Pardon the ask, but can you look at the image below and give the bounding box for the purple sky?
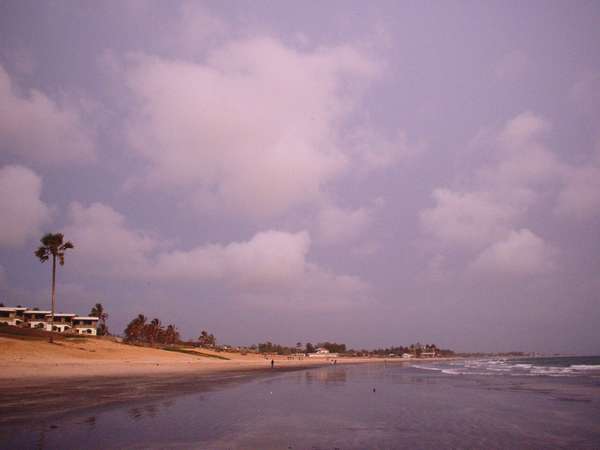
[1,1,599,353]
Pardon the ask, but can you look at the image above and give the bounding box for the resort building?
[72,317,99,335]
[46,313,77,332]
[0,307,19,326]
[1,306,98,335]
[309,348,338,358]
[23,310,52,329]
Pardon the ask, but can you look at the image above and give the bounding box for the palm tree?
[164,325,179,345]
[90,303,109,336]
[34,233,74,343]
[147,318,161,345]
[124,314,147,342]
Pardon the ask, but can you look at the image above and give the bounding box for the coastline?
[0,334,454,425]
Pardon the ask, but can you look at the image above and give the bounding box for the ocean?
[2,356,600,449]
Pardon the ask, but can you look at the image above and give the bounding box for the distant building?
[23,310,52,329]
[0,307,19,326]
[402,353,414,359]
[46,313,76,332]
[1,306,98,335]
[308,347,338,358]
[72,317,99,335]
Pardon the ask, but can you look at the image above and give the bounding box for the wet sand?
[0,335,359,424]
[0,334,453,426]
[0,365,323,425]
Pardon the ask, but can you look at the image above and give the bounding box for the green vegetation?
[124,314,180,345]
[255,340,453,357]
[198,330,216,347]
[90,303,109,336]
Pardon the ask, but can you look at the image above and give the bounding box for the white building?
[23,310,52,329]
[72,317,99,335]
[1,307,99,335]
[308,348,339,358]
[45,313,77,332]
[0,307,19,326]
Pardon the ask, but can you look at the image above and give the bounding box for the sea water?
[2,356,600,449]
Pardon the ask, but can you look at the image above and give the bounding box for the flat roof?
[73,316,99,321]
[0,307,17,311]
[24,310,51,314]
[46,313,77,317]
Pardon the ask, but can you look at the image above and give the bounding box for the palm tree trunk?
[49,254,56,343]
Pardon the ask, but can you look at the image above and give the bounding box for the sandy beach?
[0,333,388,425]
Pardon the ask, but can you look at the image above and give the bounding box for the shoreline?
[0,334,456,426]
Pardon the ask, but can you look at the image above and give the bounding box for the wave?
[410,365,442,371]
[411,359,600,378]
[570,364,600,370]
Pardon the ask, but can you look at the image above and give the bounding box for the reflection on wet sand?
[128,403,159,421]
[303,367,348,384]
[4,364,600,450]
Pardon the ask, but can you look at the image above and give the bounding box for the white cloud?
[124,37,380,219]
[63,202,157,279]
[499,111,548,145]
[469,229,556,276]
[420,112,568,275]
[0,66,95,164]
[348,127,423,170]
[317,204,374,245]
[420,189,517,249]
[63,202,369,306]
[485,112,564,189]
[0,165,51,247]
[153,230,311,287]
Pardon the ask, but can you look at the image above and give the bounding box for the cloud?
[170,3,228,56]
[123,37,380,219]
[63,202,157,279]
[469,229,556,276]
[420,189,517,249]
[63,202,369,307]
[153,230,311,287]
[485,112,564,189]
[419,112,567,275]
[0,66,95,164]
[241,263,370,311]
[347,127,424,170]
[0,165,51,247]
[317,204,375,245]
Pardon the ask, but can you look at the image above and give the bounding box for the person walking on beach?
[271,359,274,369]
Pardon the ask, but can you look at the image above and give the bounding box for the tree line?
[254,341,453,357]
[124,314,180,345]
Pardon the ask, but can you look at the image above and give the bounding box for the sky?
[1,1,599,353]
